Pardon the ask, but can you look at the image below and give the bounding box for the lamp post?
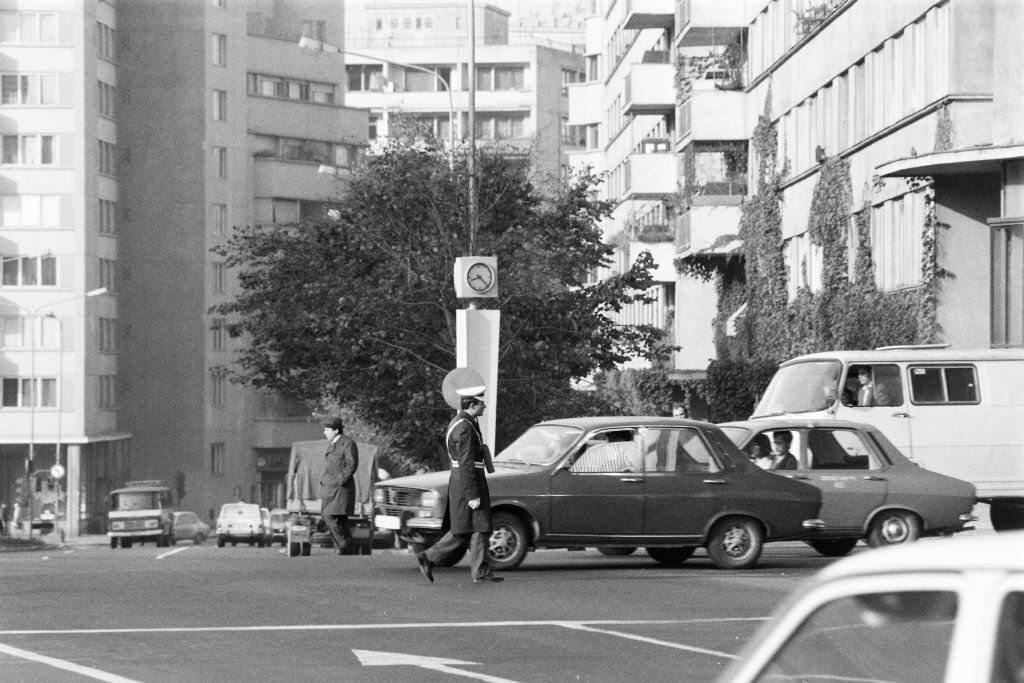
[297,36,457,168]
[23,287,107,539]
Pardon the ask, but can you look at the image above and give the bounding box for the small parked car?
[718,418,977,556]
[172,510,210,545]
[215,502,268,547]
[374,417,824,571]
[718,531,1024,683]
[268,507,289,547]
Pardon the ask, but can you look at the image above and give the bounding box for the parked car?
[215,502,268,547]
[172,510,210,545]
[718,531,1024,683]
[374,417,824,571]
[268,507,289,547]
[718,418,977,556]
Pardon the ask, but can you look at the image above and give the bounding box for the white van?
[751,346,1024,530]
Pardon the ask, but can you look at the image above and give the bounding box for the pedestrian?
[319,416,358,555]
[416,386,503,584]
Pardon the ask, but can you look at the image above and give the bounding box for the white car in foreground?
[719,531,1024,683]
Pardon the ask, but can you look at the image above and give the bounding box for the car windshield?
[112,491,160,511]
[753,360,842,417]
[495,424,583,466]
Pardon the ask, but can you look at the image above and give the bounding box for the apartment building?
[0,0,368,536]
[343,1,586,183]
[570,0,1022,390]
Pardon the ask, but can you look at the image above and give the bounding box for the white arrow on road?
[352,649,521,683]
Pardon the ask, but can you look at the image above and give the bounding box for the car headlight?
[420,490,439,507]
[111,521,125,531]
[144,519,159,529]
[373,488,385,504]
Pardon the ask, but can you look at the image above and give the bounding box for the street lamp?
[297,36,457,168]
[23,286,107,539]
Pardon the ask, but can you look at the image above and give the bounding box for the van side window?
[842,364,903,407]
[909,365,979,404]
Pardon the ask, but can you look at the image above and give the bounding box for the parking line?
[558,622,737,659]
[0,642,141,682]
[0,617,768,637]
[155,546,190,560]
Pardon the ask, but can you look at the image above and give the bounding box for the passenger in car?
[747,434,774,469]
[771,431,797,470]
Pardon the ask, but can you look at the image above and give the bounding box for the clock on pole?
[453,256,498,298]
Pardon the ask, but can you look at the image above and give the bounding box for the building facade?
[0,0,368,535]
[569,0,1022,391]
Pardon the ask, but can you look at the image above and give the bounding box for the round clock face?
[466,262,495,293]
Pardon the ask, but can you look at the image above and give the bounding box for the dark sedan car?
[374,417,823,571]
[719,418,976,557]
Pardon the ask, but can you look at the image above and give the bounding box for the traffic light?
[14,477,25,505]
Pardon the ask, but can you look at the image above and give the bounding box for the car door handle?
[863,475,887,481]
[619,477,642,483]
[785,474,811,480]
[702,479,727,485]
[891,412,910,418]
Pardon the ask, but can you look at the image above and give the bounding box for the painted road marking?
[155,546,190,560]
[559,622,737,659]
[0,642,141,683]
[354,650,522,683]
[0,617,769,636]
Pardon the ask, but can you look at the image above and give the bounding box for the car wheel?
[807,539,859,557]
[301,542,311,556]
[990,501,1024,531]
[194,533,205,545]
[110,537,118,549]
[122,540,132,549]
[707,517,764,569]
[646,547,696,566]
[287,542,301,557]
[597,546,637,556]
[867,510,920,547]
[217,537,225,548]
[488,512,529,571]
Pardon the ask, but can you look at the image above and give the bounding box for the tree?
[213,139,667,471]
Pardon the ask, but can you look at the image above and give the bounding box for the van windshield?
[753,360,842,417]
[112,491,161,511]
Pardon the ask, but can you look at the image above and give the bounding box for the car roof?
[720,418,881,432]
[818,531,1024,579]
[536,416,713,430]
[111,486,169,494]
[220,502,259,510]
[781,347,1024,365]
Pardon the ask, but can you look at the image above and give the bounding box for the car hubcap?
[722,525,750,557]
[881,516,909,543]
[489,527,516,560]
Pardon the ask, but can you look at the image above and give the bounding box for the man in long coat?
[415,388,503,583]
[319,416,358,555]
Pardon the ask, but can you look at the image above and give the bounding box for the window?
[210,442,225,474]
[212,146,227,178]
[570,429,641,473]
[249,72,336,103]
[991,220,1023,346]
[211,33,226,66]
[3,134,55,165]
[909,365,979,405]
[212,203,227,236]
[642,428,720,473]
[212,89,227,121]
[872,192,924,291]
[98,375,117,409]
[993,592,1024,683]
[98,140,116,176]
[1,315,58,349]
[807,429,875,470]
[99,257,117,293]
[1,74,58,105]
[212,262,227,294]
[1,12,58,44]
[211,318,226,351]
[2,254,57,286]
[211,370,226,406]
[841,364,904,407]
[98,80,116,118]
[476,65,525,91]
[1,195,60,227]
[475,113,526,140]
[99,317,118,352]
[2,377,56,407]
[99,198,116,234]
[301,19,326,42]
[346,65,384,92]
[97,21,116,61]
[756,591,957,682]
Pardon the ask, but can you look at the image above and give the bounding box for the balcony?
[625,152,678,200]
[568,81,602,126]
[676,0,745,47]
[626,203,674,243]
[675,89,746,146]
[624,61,675,116]
[675,204,743,257]
[252,156,342,199]
[624,0,675,30]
